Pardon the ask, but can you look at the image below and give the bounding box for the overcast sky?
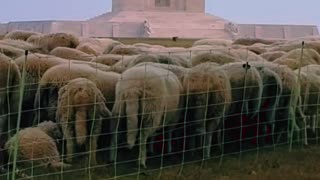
[0,0,319,26]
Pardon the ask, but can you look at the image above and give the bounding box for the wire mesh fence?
[0,42,319,179]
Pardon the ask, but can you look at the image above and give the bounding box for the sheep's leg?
[88,135,98,166]
[109,117,120,163]
[147,136,155,155]
[62,125,74,163]
[204,121,215,159]
[297,105,308,146]
[109,133,117,162]
[88,117,102,166]
[139,130,149,169]
[165,128,173,154]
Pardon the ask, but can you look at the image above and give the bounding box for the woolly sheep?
[193,39,232,47]
[273,48,320,70]
[133,62,188,83]
[34,64,120,123]
[188,45,224,55]
[56,78,112,165]
[233,38,282,46]
[0,53,21,141]
[156,54,191,68]
[26,34,43,44]
[14,53,67,125]
[0,44,24,58]
[257,62,304,145]
[182,63,231,158]
[109,45,142,55]
[110,55,155,73]
[111,54,189,73]
[30,33,80,53]
[111,65,183,168]
[227,48,265,62]
[0,39,41,52]
[191,52,241,66]
[250,62,284,144]
[91,54,125,66]
[294,65,320,143]
[4,30,41,41]
[221,62,263,119]
[69,60,112,72]
[77,37,121,56]
[246,43,269,55]
[5,121,71,176]
[268,41,320,55]
[50,47,93,62]
[260,51,286,62]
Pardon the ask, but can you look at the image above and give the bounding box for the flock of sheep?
[1,30,320,176]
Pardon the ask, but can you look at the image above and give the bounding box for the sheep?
[249,62,284,145]
[0,39,41,52]
[273,48,320,70]
[133,43,165,50]
[110,65,183,168]
[182,62,231,158]
[156,54,191,68]
[0,44,24,59]
[191,52,241,66]
[29,33,80,53]
[5,121,71,176]
[91,54,125,66]
[246,43,269,55]
[14,53,67,126]
[257,62,304,145]
[260,51,286,62]
[26,34,43,44]
[77,38,121,56]
[111,54,190,73]
[294,65,320,143]
[4,30,40,41]
[221,62,263,125]
[110,54,155,73]
[227,48,265,62]
[50,47,93,62]
[233,38,282,46]
[34,64,120,124]
[134,62,188,83]
[56,78,112,165]
[189,45,224,55]
[69,60,112,72]
[193,39,232,47]
[109,45,142,55]
[0,53,21,143]
[268,41,320,55]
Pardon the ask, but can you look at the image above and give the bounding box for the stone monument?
[0,0,318,39]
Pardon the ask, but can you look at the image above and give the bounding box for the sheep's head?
[37,121,63,140]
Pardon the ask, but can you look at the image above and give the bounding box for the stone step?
[150,28,232,39]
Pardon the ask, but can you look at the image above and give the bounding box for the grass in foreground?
[2,143,320,180]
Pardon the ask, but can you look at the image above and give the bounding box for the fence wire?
[0,42,318,180]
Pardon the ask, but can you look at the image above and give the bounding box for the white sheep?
[56,78,112,166]
[111,65,183,168]
[5,121,70,177]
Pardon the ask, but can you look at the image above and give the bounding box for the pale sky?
[0,0,319,26]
